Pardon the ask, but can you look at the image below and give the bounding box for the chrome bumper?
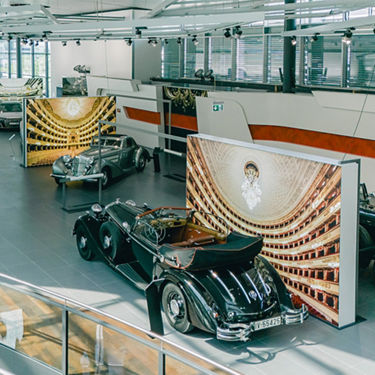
[216,304,309,342]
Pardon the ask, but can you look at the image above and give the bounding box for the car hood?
[77,147,118,160]
[195,261,279,319]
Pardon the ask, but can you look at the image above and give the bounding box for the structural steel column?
[231,37,237,81]
[16,38,21,78]
[203,35,210,73]
[283,0,296,93]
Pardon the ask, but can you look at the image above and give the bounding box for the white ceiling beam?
[283,15,375,36]
[160,0,373,17]
[1,11,264,34]
[39,6,59,24]
[144,0,178,18]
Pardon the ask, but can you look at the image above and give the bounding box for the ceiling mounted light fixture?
[148,38,158,47]
[76,39,81,46]
[164,39,168,45]
[135,28,142,39]
[310,33,319,42]
[342,29,352,45]
[62,41,67,47]
[224,28,231,38]
[234,26,242,39]
[28,39,34,46]
[177,37,182,44]
[126,38,132,46]
[192,35,199,46]
[22,38,28,45]
[291,36,297,46]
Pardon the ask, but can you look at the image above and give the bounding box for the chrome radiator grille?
[72,157,89,175]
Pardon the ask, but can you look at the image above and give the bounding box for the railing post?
[158,343,165,375]
[62,310,68,375]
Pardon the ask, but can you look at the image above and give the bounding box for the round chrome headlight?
[91,203,103,215]
[227,311,236,320]
[62,155,71,164]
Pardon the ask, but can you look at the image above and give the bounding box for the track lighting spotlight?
[177,37,182,44]
[76,39,81,46]
[373,27,375,35]
[310,33,319,42]
[34,40,39,47]
[224,28,231,38]
[135,28,142,39]
[291,36,297,46]
[62,41,67,47]
[192,35,199,46]
[148,38,158,47]
[164,39,168,45]
[22,38,28,45]
[28,39,34,46]
[342,29,352,45]
[234,26,242,39]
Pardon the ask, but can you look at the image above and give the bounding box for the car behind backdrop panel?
[23,96,116,167]
[186,135,344,326]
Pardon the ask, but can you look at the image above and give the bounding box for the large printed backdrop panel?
[25,96,116,167]
[187,136,342,326]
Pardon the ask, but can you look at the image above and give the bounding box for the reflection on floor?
[0,132,374,375]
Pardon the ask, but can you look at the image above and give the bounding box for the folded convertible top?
[159,233,263,271]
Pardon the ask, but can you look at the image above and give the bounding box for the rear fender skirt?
[257,255,294,309]
[160,269,217,334]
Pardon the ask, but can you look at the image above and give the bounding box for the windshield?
[0,103,22,112]
[91,137,121,148]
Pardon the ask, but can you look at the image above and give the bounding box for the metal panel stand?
[61,173,104,213]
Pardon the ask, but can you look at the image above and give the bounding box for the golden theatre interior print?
[186,136,341,326]
[25,96,116,167]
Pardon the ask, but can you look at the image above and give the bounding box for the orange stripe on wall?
[249,124,375,159]
[124,107,198,131]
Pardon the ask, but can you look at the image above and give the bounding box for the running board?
[116,263,148,290]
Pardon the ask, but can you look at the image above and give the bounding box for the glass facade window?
[161,40,180,79]
[0,41,9,78]
[184,37,204,78]
[267,35,283,83]
[209,37,232,80]
[236,36,263,82]
[0,39,50,96]
[305,36,342,86]
[348,35,375,88]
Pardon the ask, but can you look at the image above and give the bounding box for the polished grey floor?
[1,132,375,374]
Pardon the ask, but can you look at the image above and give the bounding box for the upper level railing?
[0,273,242,375]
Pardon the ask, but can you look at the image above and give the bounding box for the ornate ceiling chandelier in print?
[198,138,324,223]
[241,161,262,211]
[25,96,116,167]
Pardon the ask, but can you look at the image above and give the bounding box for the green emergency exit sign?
[212,103,224,112]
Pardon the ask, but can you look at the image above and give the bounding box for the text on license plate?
[253,316,282,331]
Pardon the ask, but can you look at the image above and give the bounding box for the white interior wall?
[50,40,133,97]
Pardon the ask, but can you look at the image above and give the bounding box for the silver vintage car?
[51,135,150,187]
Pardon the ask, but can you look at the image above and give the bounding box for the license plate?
[253,316,282,331]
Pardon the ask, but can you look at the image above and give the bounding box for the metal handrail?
[0,272,242,375]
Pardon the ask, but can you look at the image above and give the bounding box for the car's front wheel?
[101,167,111,189]
[162,283,193,333]
[136,153,147,172]
[99,221,124,260]
[75,224,94,261]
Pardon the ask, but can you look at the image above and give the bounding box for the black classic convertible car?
[51,135,150,187]
[74,200,308,341]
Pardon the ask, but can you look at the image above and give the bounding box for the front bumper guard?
[216,304,309,342]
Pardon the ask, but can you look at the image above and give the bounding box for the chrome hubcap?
[169,296,183,318]
[79,236,87,249]
[103,235,111,249]
[102,171,108,185]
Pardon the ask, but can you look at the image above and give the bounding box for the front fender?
[159,268,217,334]
[52,157,68,175]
